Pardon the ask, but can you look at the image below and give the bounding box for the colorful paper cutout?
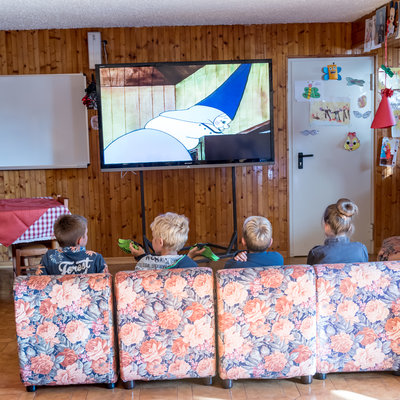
[295,80,324,102]
[302,84,320,99]
[353,110,371,119]
[300,129,319,136]
[346,77,365,86]
[380,137,399,166]
[310,99,350,125]
[322,63,342,80]
[344,132,360,151]
[358,95,367,108]
[381,64,394,78]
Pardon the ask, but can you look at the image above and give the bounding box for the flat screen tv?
[96,59,274,171]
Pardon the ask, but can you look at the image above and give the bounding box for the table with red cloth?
[0,197,70,247]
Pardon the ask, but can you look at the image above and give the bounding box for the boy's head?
[54,214,88,248]
[242,216,273,252]
[150,212,189,253]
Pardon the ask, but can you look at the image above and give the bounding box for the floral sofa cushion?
[114,267,216,382]
[315,261,400,374]
[378,237,400,261]
[13,273,117,387]
[216,265,317,380]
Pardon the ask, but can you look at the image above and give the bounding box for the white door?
[288,57,374,256]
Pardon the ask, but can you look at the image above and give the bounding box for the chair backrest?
[216,265,317,381]
[14,273,117,388]
[314,261,400,374]
[114,267,216,382]
[15,246,48,276]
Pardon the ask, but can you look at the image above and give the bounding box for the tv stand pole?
[138,167,238,257]
[140,171,153,253]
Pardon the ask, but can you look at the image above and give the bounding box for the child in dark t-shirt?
[36,214,108,275]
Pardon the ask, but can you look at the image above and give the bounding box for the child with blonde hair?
[307,198,368,264]
[130,212,198,269]
[224,215,283,269]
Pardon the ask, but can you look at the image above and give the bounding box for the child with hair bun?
[307,198,368,264]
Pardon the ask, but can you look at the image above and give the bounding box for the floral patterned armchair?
[315,261,400,379]
[216,265,317,388]
[14,273,118,392]
[114,267,216,388]
[378,237,400,261]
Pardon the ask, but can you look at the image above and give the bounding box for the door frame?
[287,56,376,257]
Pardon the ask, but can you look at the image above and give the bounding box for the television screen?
[96,59,274,171]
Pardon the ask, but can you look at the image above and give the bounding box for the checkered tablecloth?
[9,198,70,245]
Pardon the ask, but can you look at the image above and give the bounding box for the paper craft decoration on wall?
[353,110,371,119]
[372,88,396,129]
[310,99,350,125]
[380,137,399,166]
[322,63,342,80]
[344,132,360,151]
[358,95,367,108]
[295,80,323,102]
[346,77,365,87]
[300,129,319,136]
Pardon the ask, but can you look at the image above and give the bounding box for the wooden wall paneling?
[0,23,357,262]
[0,31,6,74]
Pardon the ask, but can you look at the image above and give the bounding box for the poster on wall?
[310,98,351,125]
[376,6,387,44]
[371,15,382,49]
[380,137,399,166]
[295,80,323,102]
[364,18,373,52]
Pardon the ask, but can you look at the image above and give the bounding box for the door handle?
[298,152,313,169]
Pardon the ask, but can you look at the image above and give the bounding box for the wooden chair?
[14,245,48,276]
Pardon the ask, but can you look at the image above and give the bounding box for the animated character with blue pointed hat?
[104,64,252,164]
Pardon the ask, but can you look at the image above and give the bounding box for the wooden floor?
[2,257,400,400]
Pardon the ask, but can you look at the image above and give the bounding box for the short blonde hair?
[150,212,189,252]
[243,216,272,252]
[54,214,87,247]
[323,198,358,237]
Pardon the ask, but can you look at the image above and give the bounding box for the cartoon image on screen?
[97,60,273,170]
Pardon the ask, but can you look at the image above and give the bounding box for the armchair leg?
[222,379,233,389]
[26,386,36,392]
[301,375,313,384]
[314,373,327,380]
[124,380,135,389]
[203,376,213,385]
[106,383,115,389]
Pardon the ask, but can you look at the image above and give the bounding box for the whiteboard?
[0,74,89,169]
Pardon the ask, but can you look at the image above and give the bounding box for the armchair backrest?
[13,273,117,387]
